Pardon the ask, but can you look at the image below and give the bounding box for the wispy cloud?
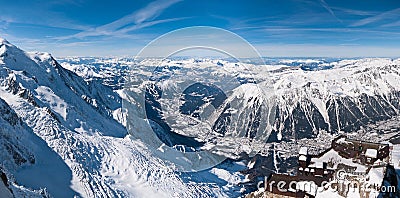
[319,0,342,23]
[0,2,91,32]
[350,7,400,27]
[49,0,85,7]
[255,43,400,57]
[259,26,400,37]
[60,41,96,47]
[1,34,51,52]
[331,7,377,16]
[117,17,188,34]
[59,0,183,40]
[94,0,181,31]
[131,0,182,24]
[381,20,400,28]
[0,16,14,23]
[1,17,92,32]
[0,16,14,30]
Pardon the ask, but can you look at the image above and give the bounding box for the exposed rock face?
[380,165,400,198]
[269,60,400,141]
[0,98,35,170]
[271,91,400,141]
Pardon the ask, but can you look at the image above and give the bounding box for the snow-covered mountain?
[0,38,246,197]
[1,37,400,198]
[124,57,400,144]
[117,57,400,196]
[269,58,400,141]
[113,57,400,197]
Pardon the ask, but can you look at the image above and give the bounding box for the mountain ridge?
[0,38,223,197]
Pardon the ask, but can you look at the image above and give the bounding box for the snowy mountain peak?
[0,38,22,55]
[0,37,11,45]
[0,38,52,69]
[0,38,12,59]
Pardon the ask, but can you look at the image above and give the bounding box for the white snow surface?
[0,39,229,197]
[299,147,308,155]
[1,38,400,197]
[365,148,378,158]
[311,149,368,172]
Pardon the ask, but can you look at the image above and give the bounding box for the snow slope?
[264,58,400,140]
[62,56,400,184]
[0,38,233,197]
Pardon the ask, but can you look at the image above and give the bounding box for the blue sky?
[0,0,400,57]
